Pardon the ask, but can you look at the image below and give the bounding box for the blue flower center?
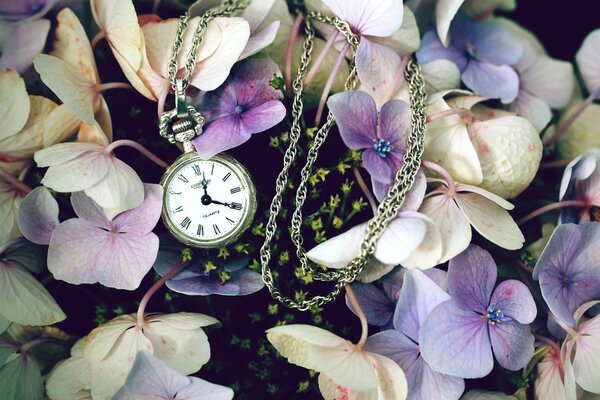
[373,139,394,158]
[486,303,505,325]
[234,105,246,114]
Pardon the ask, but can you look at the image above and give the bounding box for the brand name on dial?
[203,210,220,218]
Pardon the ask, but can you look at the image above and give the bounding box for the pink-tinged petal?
[510,90,552,132]
[561,340,579,400]
[356,39,403,108]
[239,20,280,60]
[0,19,50,73]
[113,184,163,235]
[306,223,365,270]
[419,193,472,264]
[462,61,520,104]
[193,115,245,160]
[363,148,393,184]
[393,269,451,341]
[490,280,537,324]
[39,152,110,193]
[419,300,493,378]
[489,320,534,371]
[70,191,111,230]
[48,219,159,290]
[17,187,59,245]
[241,0,275,31]
[114,351,191,399]
[324,0,403,37]
[576,29,600,93]
[535,347,577,400]
[447,245,496,313]
[34,142,102,166]
[378,99,411,148]
[573,314,600,393]
[231,58,284,107]
[455,192,524,250]
[375,211,428,265]
[176,377,234,400]
[346,282,395,327]
[189,17,250,91]
[84,156,145,220]
[327,91,378,149]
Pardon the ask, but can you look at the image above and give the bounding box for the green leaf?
[0,353,44,400]
[0,314,10,335]
[0,263,65,326]
[3,240,47,274]
[0,335,19,365]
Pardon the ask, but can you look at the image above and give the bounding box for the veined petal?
[113,184,163,235]
[356,39,403,108]
[535,347,576,400]
[70,191,111,230]
[576,29,600,93]
[455,192,524,250]
[374,212,428,265]
[0,69,29,140]
[435,0,465,46]
[242,0,276,31]
[0,19,50,74]
[573,314,600,393]
[17,186,59,245]
[490,280,537,324]
[239,20,280,60]
[327,91,378,149]
[489,321,534,371]
[38,149,110,193]
[420,300,493,378]
[510,90,552,133]
[462,61,519,104]
[307,223,365,269]
[521,56,574,109]
[346,283,395,327]
[324,0,403,37]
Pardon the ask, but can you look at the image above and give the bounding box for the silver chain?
[259,12,428,311]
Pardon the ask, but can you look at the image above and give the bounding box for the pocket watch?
[159,78,257,248]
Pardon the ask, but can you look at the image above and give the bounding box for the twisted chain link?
[167,0,247,90]
[259,12,428,311]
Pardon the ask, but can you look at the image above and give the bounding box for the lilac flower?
[18,185,163,290]
[348,268,447,328]
[365,270,464,400]
[419,245,537,378]
[191,58,286,160]
[327,91,411,184]
[417,12,523,103]
[533,223,600,328]
[0,1,55,73]
[154,252,264,296]
[559,150,600,223]
[114,351,233,400]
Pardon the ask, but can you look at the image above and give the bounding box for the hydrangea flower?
[267,324,408,399]
[328,91,411,184]
[365,270,465,400]
[154,252,264,296]
[559,150,600,223]
[191,58,286,160]
[534,342,574,400]
[45,338,91,400]
[533,223,600,328]
[114,351,234,400]
[576,28,600,94]
[420,245,537,378]
[417,12,523,103]
[18,185,162,290]
[0,332,44,399]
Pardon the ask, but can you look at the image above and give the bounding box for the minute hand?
[210,199,232,208]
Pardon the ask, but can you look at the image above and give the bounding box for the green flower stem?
[545,85,600,146]
[136,259,191,327]
[105,139,169,170]
[0,165,32,193]
[517,200,588,225]
[345,284,368,350]
[315,41,351,125]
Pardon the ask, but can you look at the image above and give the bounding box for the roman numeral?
[230,187,241,194]
[211,164,215,175]
[180,217,191,229]
[178,175,189,184]
[169,190,182,196]
[192,164,201,176]
[222,172,231,182]
[226,217,235,224]
[173,206,183,213]
[213,224,221,235]
[231,202,243,210]
[197,224,204,236]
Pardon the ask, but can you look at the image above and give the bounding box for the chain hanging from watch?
[259,11,428,311]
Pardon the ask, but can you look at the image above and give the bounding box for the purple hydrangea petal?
[378,99,411,150]
[472,22,523,66]
[0,0,55,21]
[489,280,537,324]
[447,12,474,51]
[17,186,59,245]
[356,38,403,105]
[231,58,284,109]
[190,85,238,123]
[382,268,405,302]
[238,100,286,135]
[70,191,111,231]
[447,245,497,314]
[363,148,393,184]
[0,19,50,73]
[327,91,378,149]
[193,116,245,160]
[416,30,468,71]
[419,300,493,378]
[393,270,450,342]
[346,282,395,327]
[533,223,600,327]
[461,60,520,103]
[112,184,163,235]
[167,276,241,296]
[489,320,535,371]
[228,269,264,296]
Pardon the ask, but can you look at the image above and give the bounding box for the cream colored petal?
[436,0,465,46]
[557,103,600,159]
[46,355,92,400]
[521,56,575,109]
[0,69,29,140]
[421,59,461,96]
[400,212,443,269]
[43,105,80,148]
[576,29,600,93]
[368,6,420,56]
[83,314,137,363]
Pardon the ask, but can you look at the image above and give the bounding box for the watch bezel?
[160,152,257,248]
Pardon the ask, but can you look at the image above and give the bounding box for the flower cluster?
[1,0,600,399]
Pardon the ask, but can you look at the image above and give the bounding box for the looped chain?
[259,12,428,311]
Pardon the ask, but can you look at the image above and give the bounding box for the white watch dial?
[162,154,255,247]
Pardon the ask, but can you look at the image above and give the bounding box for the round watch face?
[161,153,257,248]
